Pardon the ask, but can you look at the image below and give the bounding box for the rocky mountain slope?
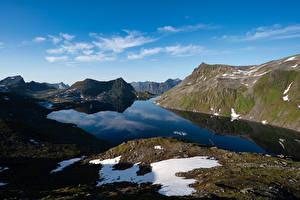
[155,54,300,131]
[131,78,181,95]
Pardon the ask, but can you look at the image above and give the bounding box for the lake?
[47,98,300,159]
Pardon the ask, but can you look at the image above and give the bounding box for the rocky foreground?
[2,137,298,199]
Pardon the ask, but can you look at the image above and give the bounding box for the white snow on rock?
[0,183,7,186]
[29,139,39,145]
[291,64,298,68]
[51,156,85,173]
[90,156,121,165]
[154,145,163,150]
[283,82,293,95]
[230,108,240,121]
[254,71,270,77]
[0,167,8,173]
[279,138,285,149]
[261,120,268,125]
[38,102,53,109]
[282,95,289,101]
[90,156,221,196]
[173,131,187,136]
[284,57,295,62]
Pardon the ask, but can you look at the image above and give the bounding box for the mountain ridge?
[155,54,300,131]
[131,78,181,95]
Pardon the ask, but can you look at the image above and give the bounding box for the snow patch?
[254,71,270,77]
[261,120,268,125]
[230,108,240,121]
[29,139,39,145]
[279,138,285,150]
[282,95,289,101]
[0,167,8,173]
[38,102,53,109]
[283,82,293,95]
[173,131,187,136]
[51,156,85,173]
[91,156,221,196]
[3,96,9,101]
[154,145,163,150]
[284,57,296,62]
[0,183,7,186]
[291,64,298,68]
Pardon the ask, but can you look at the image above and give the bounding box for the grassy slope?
[156,62,300,131]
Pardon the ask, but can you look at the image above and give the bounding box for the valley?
[0,54,299,199]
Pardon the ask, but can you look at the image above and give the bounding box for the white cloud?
[223,24,300,41]
[83,49,94,55]
[45,56,68,63]
[92,30,157,53]
[157,26,179,32]
[157,24,215,33]
[128,47,163,59]
[48,35,62,44]
[33,37,46,42]
[165,44,205,56]
[47,42,93,55]
[127,44,227,59]
[74,52,115,62]
[60,33,75,40]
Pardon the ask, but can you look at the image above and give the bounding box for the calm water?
[47,98,273,155]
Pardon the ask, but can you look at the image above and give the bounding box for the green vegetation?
[156,57,300,131]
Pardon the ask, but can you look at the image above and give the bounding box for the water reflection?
[170,109,300,160]
[47,98,300,159]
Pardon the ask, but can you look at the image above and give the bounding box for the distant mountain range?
[131,78,181,95]
[46,82,69,90]
[155,54,300,131]
[0,75,69,92]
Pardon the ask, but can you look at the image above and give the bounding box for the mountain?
[155,54,300,131]
[0,76,60,92]
[42,77,136,113]
[46,82,69,90]
[0,75,26,91]
[131,78,181,95]
[25,81,56,91]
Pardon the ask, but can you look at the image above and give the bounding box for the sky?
[0,0,300,85]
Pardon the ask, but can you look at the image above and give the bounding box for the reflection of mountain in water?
[170,109,300,160]
[72,100,134,114]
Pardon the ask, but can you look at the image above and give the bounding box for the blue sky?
[0,0,300,84]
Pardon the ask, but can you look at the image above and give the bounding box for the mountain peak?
[0,75,25,87]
